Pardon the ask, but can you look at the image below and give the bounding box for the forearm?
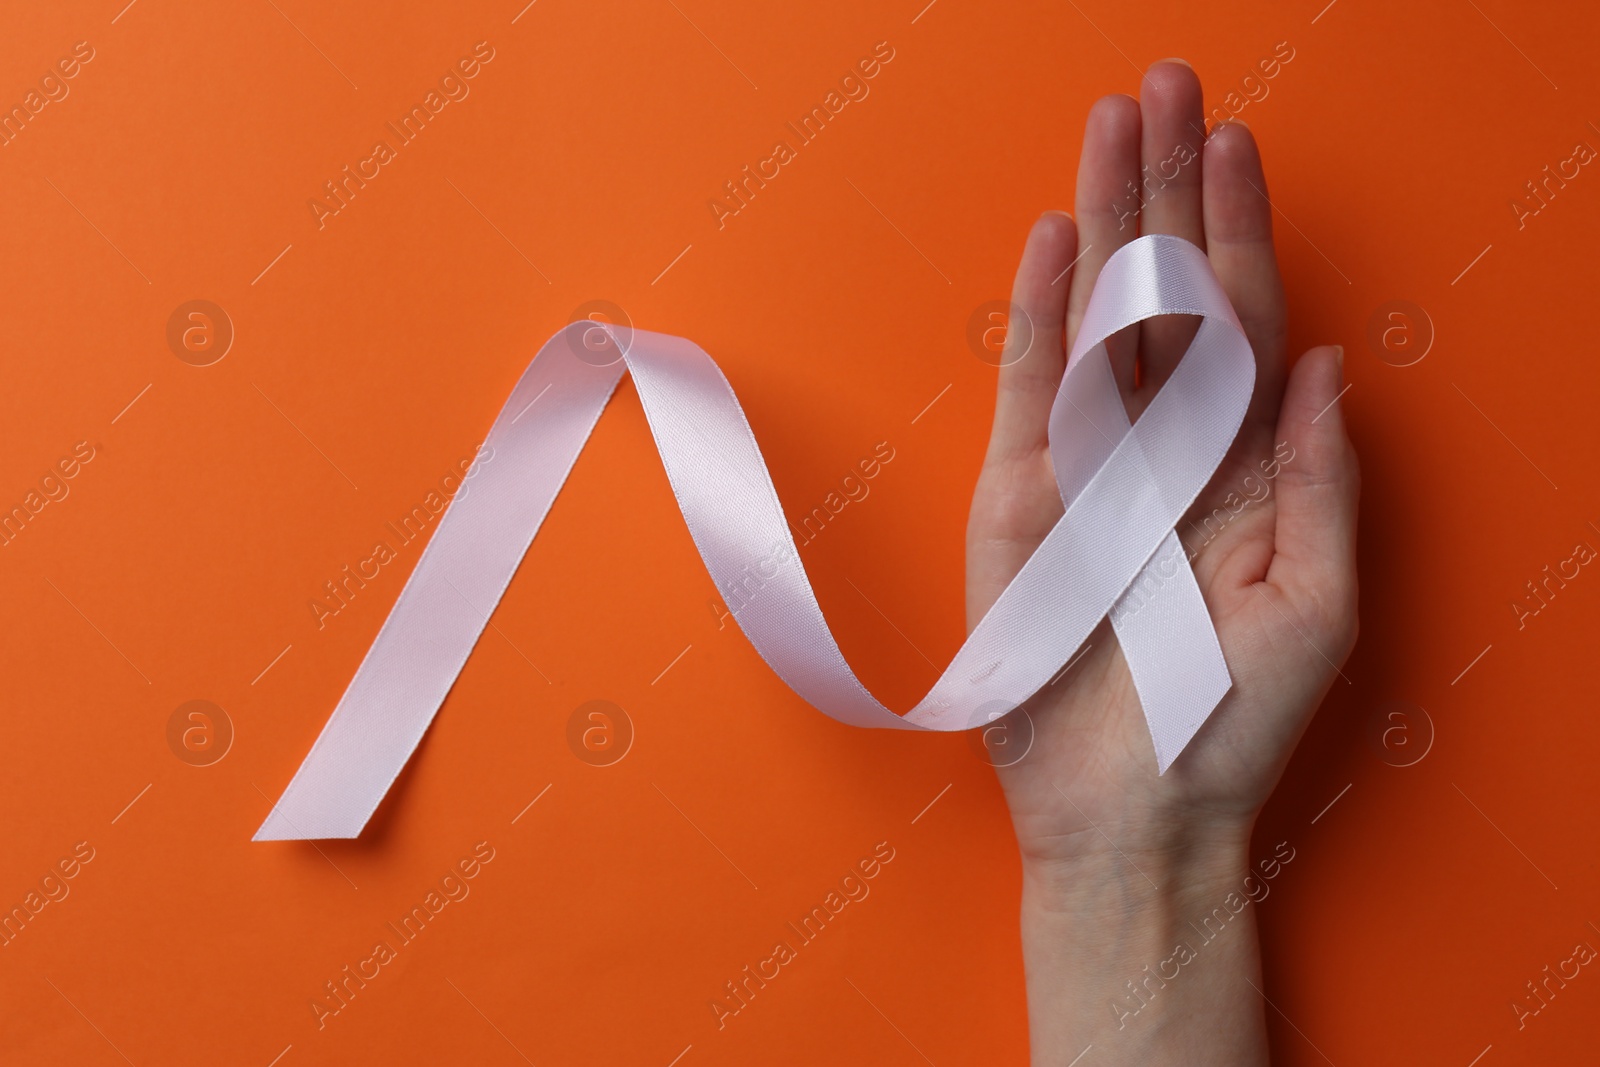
[1017,829,1271,1065]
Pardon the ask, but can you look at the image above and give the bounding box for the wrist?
[1014,823,1285,1066]
[1018,822,1255,980]
[1015,808,1256,911]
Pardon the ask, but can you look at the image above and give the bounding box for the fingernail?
[1156,57,1193,69]
[1331,345,1345,386]
[1042,209,1072,219]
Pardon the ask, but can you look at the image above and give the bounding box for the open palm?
[965,60,1360,873]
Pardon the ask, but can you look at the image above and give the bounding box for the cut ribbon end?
[252,803,365,842]
[1147,666,1234,776]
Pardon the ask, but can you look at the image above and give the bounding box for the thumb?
[1266,345,1360,641]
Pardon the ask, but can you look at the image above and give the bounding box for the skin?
[965,59,1360,1064]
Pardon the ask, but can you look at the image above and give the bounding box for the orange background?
[3,0,1599,1063]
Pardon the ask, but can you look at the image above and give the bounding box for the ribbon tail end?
[252,798,368,841]
[1149,670,1233,776]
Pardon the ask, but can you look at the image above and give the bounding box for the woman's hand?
[965,58,1360,1065]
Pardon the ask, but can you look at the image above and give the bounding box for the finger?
[1266,345,1359,645]
[1068,93,1142,396]
[985,210,1076,462]
[1202,120,1288,443]
[1137,59,1208,392]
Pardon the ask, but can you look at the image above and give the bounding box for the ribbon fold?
[255,233,1253,841]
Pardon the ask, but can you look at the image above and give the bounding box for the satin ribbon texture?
[255,233,1254,841]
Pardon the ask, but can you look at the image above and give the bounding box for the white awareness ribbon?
[255,233,1253,841]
